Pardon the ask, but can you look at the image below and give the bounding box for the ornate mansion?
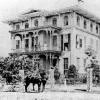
[7,5,100,77]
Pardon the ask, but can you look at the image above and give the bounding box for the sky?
[0,0,100,57]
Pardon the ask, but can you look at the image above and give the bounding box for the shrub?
[68,65,77,78]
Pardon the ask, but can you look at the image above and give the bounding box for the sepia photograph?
[0,0,100,99]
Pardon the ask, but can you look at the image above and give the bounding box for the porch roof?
[9,50,61,56]
[9,25,62,33]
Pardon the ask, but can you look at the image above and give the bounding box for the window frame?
[31,37,34,48]
[16,24,20,30]
[90,22,93,32]
[76,35,82,49]
[64,16,69,26]
[64,58,69,78]
[34,19,38,27]
[84,19,87,29]
[53,35,57,47]
[25,23,29,29]
[16,40,20,49]
[25,38,29,48]
[96,24,99,34]
[64,34,71,51]
[52,18,57,26]
[77,15,80,26]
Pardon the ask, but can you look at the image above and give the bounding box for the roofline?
[6,5,100,24]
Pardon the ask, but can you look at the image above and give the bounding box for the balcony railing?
[12,45,61,53]
[31,45,61,52]
[10,25,61,33]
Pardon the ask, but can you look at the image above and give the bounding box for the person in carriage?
[24,67,48,92]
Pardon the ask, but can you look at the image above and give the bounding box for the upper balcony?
[11,45,61,55]
[9,25,61,33]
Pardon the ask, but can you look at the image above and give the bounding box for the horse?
[24,71,48,92]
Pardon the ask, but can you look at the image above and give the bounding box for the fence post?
[87,68,93,92]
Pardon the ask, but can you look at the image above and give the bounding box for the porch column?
[57,35,58,51]
[50,31,52,50]
[46,54,48,71]
[57,56,59,68]
[22,37,25,52]
[11,34,16,53]
[50,53,52,68]
[29,36,32,52]
[87,68,93,92]
[33,36,35,51]
[46,29,48,50]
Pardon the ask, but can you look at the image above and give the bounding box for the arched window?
[32,37,34,48]
[77,15,80,26]
[34,19,38,27]
[64,16,68,26]
[25,39,29,48]
[96,25,99,34]
[35,36,38,44]
[52,18,57,26]
[90,22,93,32]
[15,36,21,49]
[16,24,20,30]
[53,35,57,47]
[25,23,29,29]
[16,40,20,49]
[84,19,87,29]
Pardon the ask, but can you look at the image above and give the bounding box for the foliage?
[85,46,96,57]
[0,56,33,76]
[85,46,99,68]
[68,65,77,78]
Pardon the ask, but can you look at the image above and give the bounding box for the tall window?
[76,35,82,48]
[64,16,68,26]
[34,36,38,51]
[32,37,34,48]
[80,39,82,48]
[77,58,80,70]
[64,58,68,78]
[53,36,57,47]
[61,35,63,51]
[16,40,20,49]
[90,22,93,32]
[96,25,99,34]
[64,34,70,51]
[25,39,29,48]
[25,23,29,29]
[16,24,20,30]
[77,15,80,26]
[52,18,57,26]
[84,19,87,29]
[35,36,38,45]
[34,19,38,27]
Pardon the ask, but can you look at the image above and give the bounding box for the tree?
[85,46,96,58]
[85,46,98,68]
